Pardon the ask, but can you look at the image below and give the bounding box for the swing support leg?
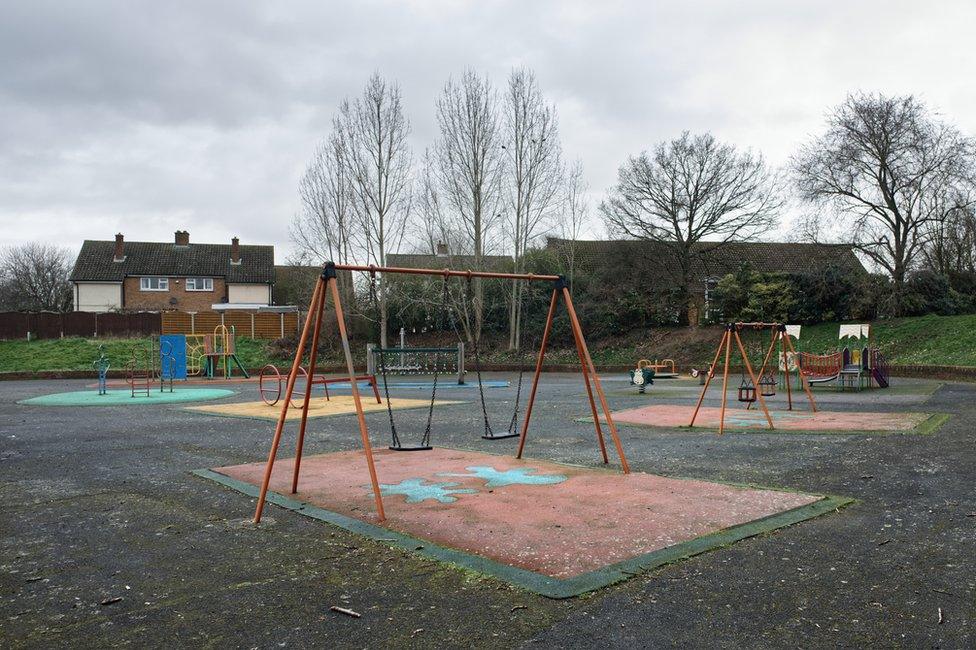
[733,330,774,430]
[517,279,629,473]
[290,273,328,494]
[253,280,324,524]
[689,327,730,427]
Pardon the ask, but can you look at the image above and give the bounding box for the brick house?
[70,231,275,312]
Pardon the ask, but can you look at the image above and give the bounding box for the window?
[185,277,214,291]
[140,277,169,291]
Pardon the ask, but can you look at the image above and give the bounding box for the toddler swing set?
[690,322,817,434]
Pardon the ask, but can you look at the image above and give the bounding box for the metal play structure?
[184,325,250,379]
[258,363,382,408]
[689,322,817,434]
[125,336,176,397]
[366,328,466,385]
[92,346,110,395]
[253,262,629,524]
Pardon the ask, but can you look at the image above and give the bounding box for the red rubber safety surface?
[214,448,819,579]
[610,404,931,432]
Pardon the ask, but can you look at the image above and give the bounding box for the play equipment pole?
[567,298,609,464]
[783,333,817,412]
[561,286,629,473]
[718,327,732,436]
[516,288,558,460]
[781,329,794,410]
[290,276,328,494]
[253,279,324,524]
[328,267,386,521]
[689,328,729,427]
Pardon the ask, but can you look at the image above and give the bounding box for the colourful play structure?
[186,324,250,379]
[792,324,890,390]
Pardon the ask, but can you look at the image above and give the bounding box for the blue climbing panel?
[160,334,187,380]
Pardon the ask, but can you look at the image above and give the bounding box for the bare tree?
[558,159,589,287]
[343,73,413,346]
[502,68,564,350]
[792,92,976,314]
[601,131,781,324]
[922,202,976,275]
[290,121,356,304]
[433,69,503,342]
[0,243,74,312]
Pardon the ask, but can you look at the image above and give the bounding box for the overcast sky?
[2,0,974,262]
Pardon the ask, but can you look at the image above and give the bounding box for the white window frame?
[139,277,169,292]
[185,277,214,292]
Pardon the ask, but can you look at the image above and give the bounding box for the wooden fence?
[0,311,299,340]
[0,311,162,340]
[161,311,299,339]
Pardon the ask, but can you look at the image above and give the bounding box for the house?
[545,237,867,322]
[70,231,275,312]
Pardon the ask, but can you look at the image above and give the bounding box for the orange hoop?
[259,364,282,405]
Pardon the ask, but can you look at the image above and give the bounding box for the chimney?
[174,230,190,246]
[113,233,125,262]
[231,236,241,264]
[436,241,448,257]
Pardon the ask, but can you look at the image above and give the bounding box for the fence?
[0,310,299,340]
[161,311,299,339]
[0,311,162,340]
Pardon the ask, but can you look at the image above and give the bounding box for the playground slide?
[805,372,840,385]
[871,367,889,388]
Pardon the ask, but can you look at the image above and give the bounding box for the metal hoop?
[259,364,282,405]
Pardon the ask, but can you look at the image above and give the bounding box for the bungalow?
[70,231,275,312]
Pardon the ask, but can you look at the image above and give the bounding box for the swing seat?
[389,444,434,452]
[481,431,520,441]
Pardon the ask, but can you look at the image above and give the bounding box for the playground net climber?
[689,322,817,435]
[252,262,630,523]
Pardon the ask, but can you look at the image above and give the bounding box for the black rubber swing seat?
[388,445,434,452]
[481,432,520,441]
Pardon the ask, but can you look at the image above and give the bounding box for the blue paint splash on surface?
[439,466,567,488]
[377,478,477,504]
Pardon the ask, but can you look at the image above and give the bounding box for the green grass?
[0,337,278,373]
[791,315,976,366]
[2,314,976,373]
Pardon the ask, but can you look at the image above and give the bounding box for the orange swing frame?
[252,262,629,523]
[689,322,817,435]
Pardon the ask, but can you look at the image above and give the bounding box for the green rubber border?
[183,399,468,422]
[581,411,951,436]
[192,468,852,599]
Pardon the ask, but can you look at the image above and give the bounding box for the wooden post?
[253,279,325,524]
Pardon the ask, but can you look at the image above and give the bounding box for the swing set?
[689,322,817,434]
[253,262,629,523]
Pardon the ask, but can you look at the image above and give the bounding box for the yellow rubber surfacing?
[186,395,464,421]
